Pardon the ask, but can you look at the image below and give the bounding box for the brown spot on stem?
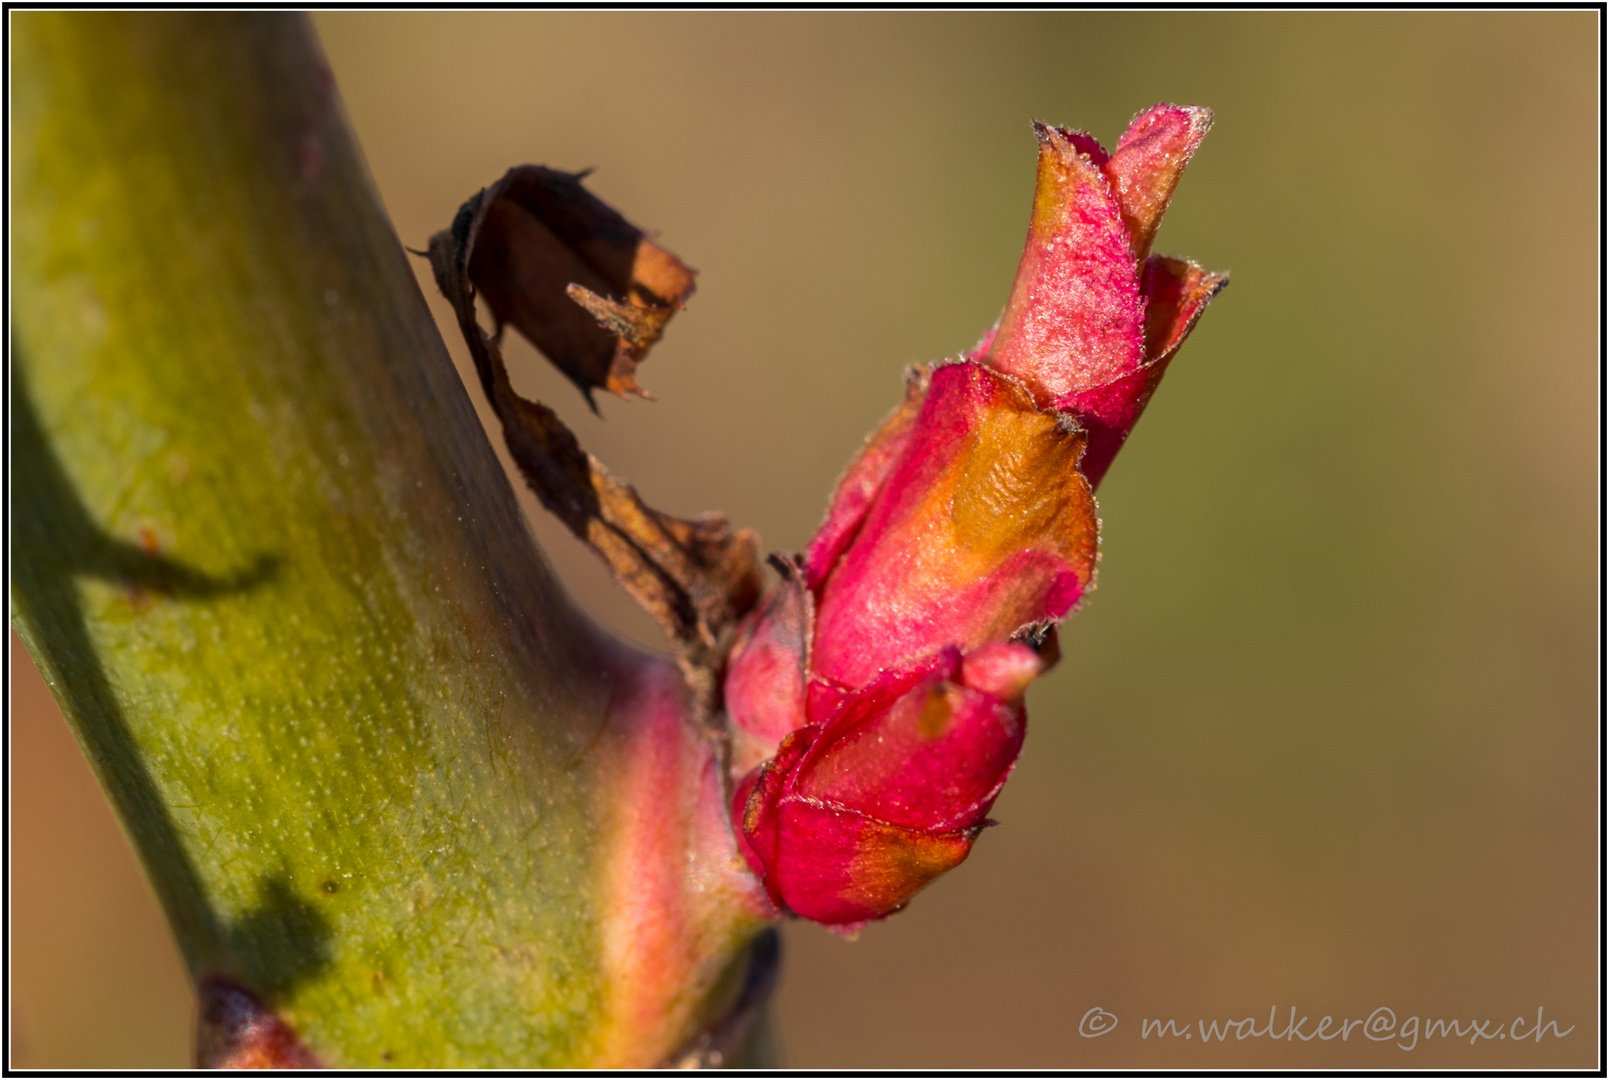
[195,975,321,1069]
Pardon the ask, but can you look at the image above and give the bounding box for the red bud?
[725,105,1225,926]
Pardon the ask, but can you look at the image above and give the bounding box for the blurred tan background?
[11,11,1597,1068]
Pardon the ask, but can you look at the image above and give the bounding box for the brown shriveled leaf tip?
[451,165,696,407]
[195,976,321,1069]
[426,170,758,719]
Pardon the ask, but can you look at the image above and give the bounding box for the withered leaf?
[456,165,696,406]
[427,171,758,718]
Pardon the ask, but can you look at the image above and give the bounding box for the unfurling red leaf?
[810,361,1097,692]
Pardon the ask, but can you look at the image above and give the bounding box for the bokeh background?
[12,11,1597,1068]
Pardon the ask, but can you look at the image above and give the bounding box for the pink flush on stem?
[724,104,1227,927]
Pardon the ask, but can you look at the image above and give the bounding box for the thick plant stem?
[12,12,771,1067]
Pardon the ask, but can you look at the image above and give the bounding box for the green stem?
[12,12,771,1067]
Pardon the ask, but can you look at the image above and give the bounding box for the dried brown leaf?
[457,166,695,406]
[427,173,758,717]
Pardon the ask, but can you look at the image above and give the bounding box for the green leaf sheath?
[12,13,766,1067]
